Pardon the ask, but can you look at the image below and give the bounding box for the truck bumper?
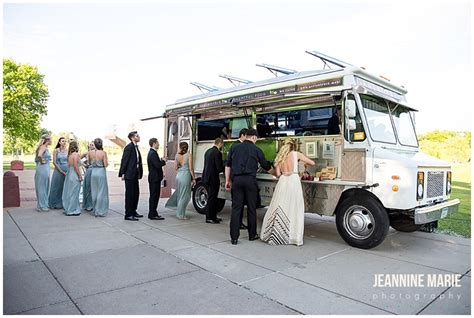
[414,199,460,224]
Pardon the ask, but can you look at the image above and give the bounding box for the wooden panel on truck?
[341,149,366,182]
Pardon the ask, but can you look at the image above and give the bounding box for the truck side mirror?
[345,100,356,118]
[347,119,356,130]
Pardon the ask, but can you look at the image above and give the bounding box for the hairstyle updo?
[93,138,103,150]
[274,138,298,167]
[68,141,79,156]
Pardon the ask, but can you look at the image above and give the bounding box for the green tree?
[3,58,49,155]
[419,130,471,163]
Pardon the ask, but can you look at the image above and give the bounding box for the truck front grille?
[427,171,444,198]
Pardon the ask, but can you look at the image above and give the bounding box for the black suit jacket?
[202,146,224,186]
[119,142,143,180]
[147,148,166,183]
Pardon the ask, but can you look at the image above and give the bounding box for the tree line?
[418,131,471,163]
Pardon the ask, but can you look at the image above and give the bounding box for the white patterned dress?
[260,151,305,246]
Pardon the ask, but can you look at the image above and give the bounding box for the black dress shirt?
[226,140,272,177]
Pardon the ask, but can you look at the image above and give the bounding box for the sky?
[3,0,472,142]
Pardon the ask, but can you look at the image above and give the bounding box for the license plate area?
[440,207,449,219]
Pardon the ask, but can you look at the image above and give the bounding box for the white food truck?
[147,51,459,249]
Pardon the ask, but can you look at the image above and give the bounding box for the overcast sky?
[3,1,472,141]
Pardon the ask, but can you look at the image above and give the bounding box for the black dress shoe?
[148,216,165,220]
[249,235,260,241]
[134,213,143,218]
[124,216,139,221]
[216,217,222,222]
[231,239,238,245]
[240,223,248,230]
[205,219,220,224]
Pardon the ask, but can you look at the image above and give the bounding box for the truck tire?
[192,181,225,215]
[390,215,422,232]
[335,194,389,249]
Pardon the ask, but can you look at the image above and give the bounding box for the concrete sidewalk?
[3,170,471,315]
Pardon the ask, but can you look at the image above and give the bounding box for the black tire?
[335,194,389,249]
[192,181,226,215]
[390,215,422,232]
[192,181,208,214]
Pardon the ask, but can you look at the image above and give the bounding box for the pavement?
[3,170,471,315]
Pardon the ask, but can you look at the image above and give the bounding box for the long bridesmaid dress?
[34,149,51,212]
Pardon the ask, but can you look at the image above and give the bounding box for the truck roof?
[164,65,409,115]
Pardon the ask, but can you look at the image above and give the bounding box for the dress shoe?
[231,239,238,245]
[240,223,248,230]
[216,217,222,222]
[249,234,260,241]
[205,219,220,224]
[134,213,143,218]
[149,215,165,220]
[124,216,139,221]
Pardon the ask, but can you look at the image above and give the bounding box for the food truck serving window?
[256,106,339,137]
[197,117,249,141]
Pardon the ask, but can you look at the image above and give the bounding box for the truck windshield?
[390,106,418,147]
[360,94,418,146]
[360,95,396,144]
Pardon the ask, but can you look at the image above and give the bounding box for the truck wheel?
[335,194,389,249]
[390,215,422,232]
[192,181,208,214]
[192,181,226,215]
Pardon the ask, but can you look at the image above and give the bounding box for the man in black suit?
[225,129,273,245]
[119,131,143,221]
[227,128,251,229]
[202,138,224,224]
[147,138,166,220]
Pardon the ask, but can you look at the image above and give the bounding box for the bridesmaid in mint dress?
[89,138,109,217]
[165,142,196,219]
[82,142,95,211]
[48,137,68,209]
[34,135,52,212]
[62,141,83,216]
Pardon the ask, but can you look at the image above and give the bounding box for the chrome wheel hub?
[343,205,375,240]
[194,185,208,209]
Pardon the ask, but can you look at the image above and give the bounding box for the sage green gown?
[82,164,93,211]
[34,149,51,212]
[62,159,82,215]
[48,150,68,209]
[90,160,109,217]
[165,154,192,218]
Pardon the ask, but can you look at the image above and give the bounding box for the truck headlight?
[417,172,424,201]
[446,171,452,195]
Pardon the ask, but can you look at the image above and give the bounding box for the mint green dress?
[165,154,192,218]
[82,164,93,211]
[34,149,51,212]
[48,150,69,209]
[62,159,82,215]
[90,160,109,217]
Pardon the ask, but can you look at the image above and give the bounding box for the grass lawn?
[3,161,36,171]
[437,163,471,237]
